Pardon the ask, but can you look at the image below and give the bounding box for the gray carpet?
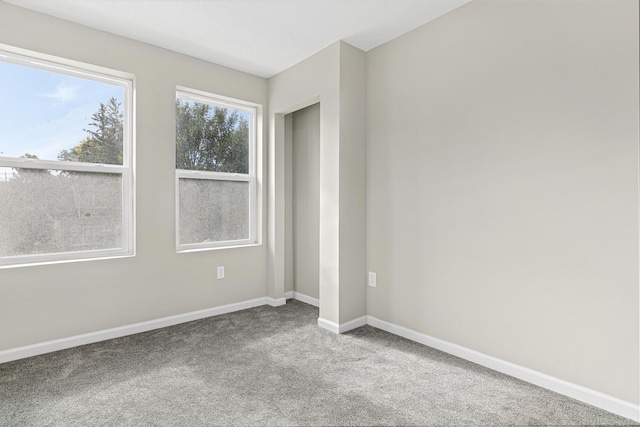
[0,300,637,426]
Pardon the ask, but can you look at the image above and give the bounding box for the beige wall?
[338,43,367,323]
[366,0,639,404]
[0,3,268,350]
[290,104,321,300]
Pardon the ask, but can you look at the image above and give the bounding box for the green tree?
[175,99,249,173]
[58,97,123,165]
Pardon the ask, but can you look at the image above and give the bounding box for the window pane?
[0,170,123,257]
[178,178,249,245]
[175,98,249,174]
[0,60,125,164]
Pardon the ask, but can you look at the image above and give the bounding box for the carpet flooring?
[0,300,637,426]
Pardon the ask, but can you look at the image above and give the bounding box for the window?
[0,47,134,267]
[175,89,256,251]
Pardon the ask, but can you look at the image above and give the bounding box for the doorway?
[285,103,320,305]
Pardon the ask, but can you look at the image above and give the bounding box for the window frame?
[175,88,257,252]
[0,46,135,268]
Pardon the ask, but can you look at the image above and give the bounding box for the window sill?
[176,242,261,254]
[0,251,135,270]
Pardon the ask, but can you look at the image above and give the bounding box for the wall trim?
[318,315,368,334]
[0,297,269,365]
[266,297,286,307]
[366,316,639,423]
[341,316,368,333]
[317,317,340,333]
[285,290,320,307]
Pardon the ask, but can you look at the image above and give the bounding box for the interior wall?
[0,3,268,351]
[337,43,367,323]
[291,104,321,300]
[267,42,339,321]
[268,41,366,326]
[366,0,639,404]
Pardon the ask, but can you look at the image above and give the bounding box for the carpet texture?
[0,300,637,426]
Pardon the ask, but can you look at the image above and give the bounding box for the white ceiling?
[3,0,471,78]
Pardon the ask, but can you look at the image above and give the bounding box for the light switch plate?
[368,271,377,287]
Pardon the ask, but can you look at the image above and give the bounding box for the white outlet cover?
[368,272,377,287]
[217,266,225,279]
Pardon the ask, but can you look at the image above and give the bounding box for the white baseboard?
[366,316,639,423]
[318,315,368,334]
[287,292,364,332]
[291,291,319,307]
[266,297,286,307]
[341,315,368,333]
[0,297,269,365]
[317,317,340,333]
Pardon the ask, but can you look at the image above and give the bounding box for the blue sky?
[0,60,123,161]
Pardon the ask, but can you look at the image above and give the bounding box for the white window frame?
[0,46,135,268]
[175,88,257,252]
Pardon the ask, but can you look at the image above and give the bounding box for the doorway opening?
[285,103,320,307]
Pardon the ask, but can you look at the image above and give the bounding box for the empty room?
[0,0,638,425]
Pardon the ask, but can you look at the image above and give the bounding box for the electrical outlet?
[217,266,225,280]
[368,271,377,287]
